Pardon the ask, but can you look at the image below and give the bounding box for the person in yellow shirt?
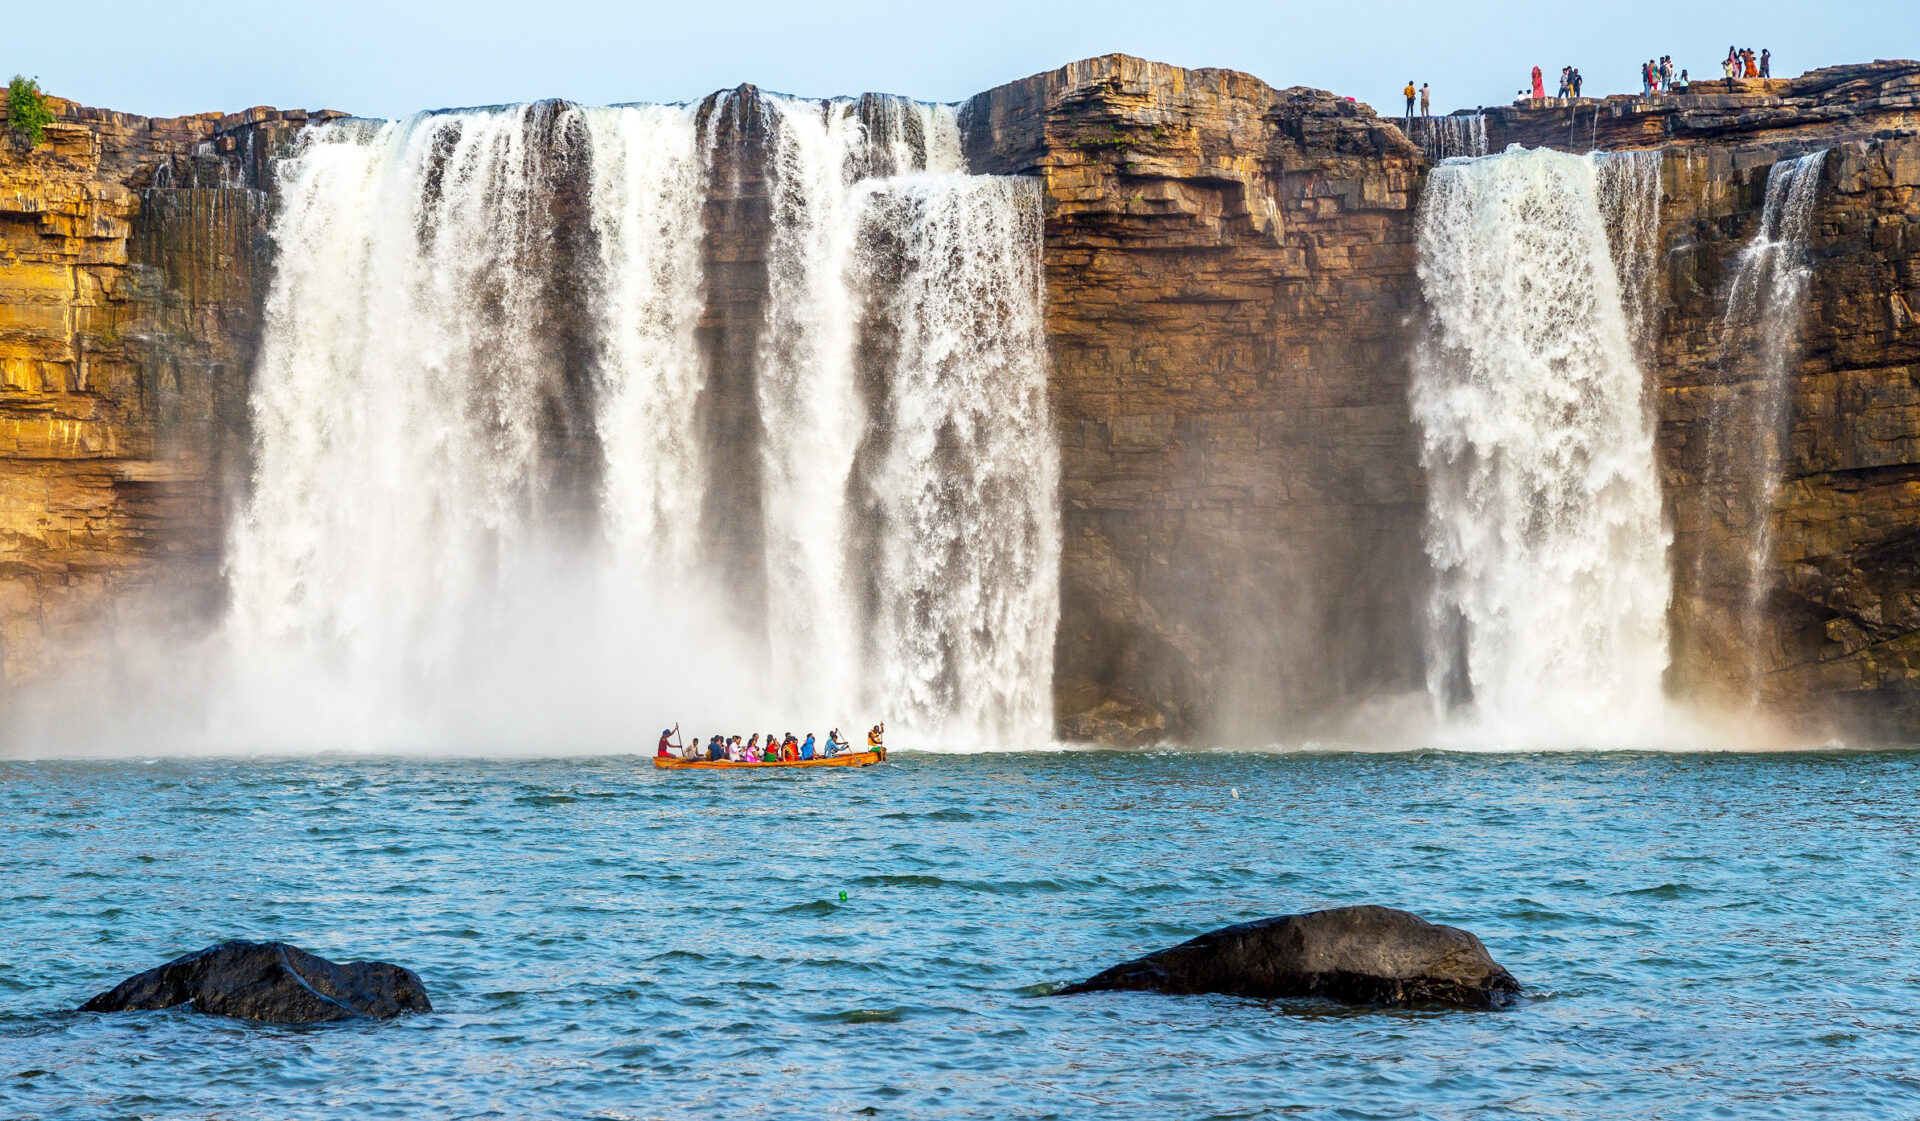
[1403,81,1416,120]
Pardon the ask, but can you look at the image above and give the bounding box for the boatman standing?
[867,723,885,752]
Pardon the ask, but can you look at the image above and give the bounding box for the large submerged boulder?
[80,940,431,1023]
[1058,905,1521,1009]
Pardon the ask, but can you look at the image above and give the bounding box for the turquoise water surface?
[3,749,1917,1119]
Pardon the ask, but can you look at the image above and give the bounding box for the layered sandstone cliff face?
[1479,61,1920,152]
[962,57,1428,742]
[0,101,331,684]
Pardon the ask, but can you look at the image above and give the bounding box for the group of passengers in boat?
[655,723,883,763]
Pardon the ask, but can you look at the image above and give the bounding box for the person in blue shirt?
[800,733,816,760]
[706,735,726,762]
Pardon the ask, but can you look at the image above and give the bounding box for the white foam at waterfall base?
[1413,147,1674,750]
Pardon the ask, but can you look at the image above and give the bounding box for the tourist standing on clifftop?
[1572,68,1584,97]
[1531,66,1544,100]
[1404,80,1415,119]
[1420,83,1430,117]
[1761,49,1771,78]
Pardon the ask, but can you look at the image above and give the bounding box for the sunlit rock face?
[1654,138,1920,735]
[0,101,326,686]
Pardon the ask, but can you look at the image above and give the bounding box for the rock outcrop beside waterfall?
[2,56,1918,741]
[1479,61,1920,153]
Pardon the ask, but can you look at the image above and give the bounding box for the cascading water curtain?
[1593,150,1664,358]
[230,93,1057,748]
[856,176,1059,746]
[1412,148,1672,748]
[228,107,561,738]
[577,104,709,590]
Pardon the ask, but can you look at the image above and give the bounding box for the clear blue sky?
[17,0,1917,121]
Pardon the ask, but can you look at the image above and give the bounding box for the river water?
[4,749,1918,1119]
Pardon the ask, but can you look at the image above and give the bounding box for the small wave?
[1614,883,1705,900]
[777,899,840,916]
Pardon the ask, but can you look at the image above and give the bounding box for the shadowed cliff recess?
[1,54,1917,748]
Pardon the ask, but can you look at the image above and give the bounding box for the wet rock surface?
[80,940,431,1023]
[1059,905,1522,1008]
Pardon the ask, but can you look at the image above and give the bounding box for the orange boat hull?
[653,747,885,770]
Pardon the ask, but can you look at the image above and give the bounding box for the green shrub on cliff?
[8,75,54,147]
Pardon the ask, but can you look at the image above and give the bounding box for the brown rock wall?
[1654,137,1920,734]
[1482,61,1920,153]
[965,56,1429,742]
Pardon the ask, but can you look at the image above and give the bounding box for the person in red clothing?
[657,726,676,758]
[1531,65,1544,99]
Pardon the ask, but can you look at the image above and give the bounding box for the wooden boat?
[653,746,886,770]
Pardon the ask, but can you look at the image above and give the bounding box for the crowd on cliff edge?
[1408,45,1774,119]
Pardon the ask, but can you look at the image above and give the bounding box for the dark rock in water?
[80,940,431,1023]
[1058,905,1521,1009]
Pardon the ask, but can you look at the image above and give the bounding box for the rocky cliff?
[3,57,1918,741]
[1653,137,1920,733]
[0,100,334,683]
[961,56,1428,742]
[1475,61,1920,153]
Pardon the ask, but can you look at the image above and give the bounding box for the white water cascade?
[855,176,1058,743]
[1414,115,1489,162]
[223,94,1058,749]
[1412,147,1672,747]
[227,107,567,739]
[1594,150,1665,356]
[1712,151,1827,672]
[580,104,709,591]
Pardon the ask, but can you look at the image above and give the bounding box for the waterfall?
[1412,148,1671,747]
[228,107,572,736]
[750,94,968,724]
[578,104,709,589]
[1414,115,1488,162]
[225,93,1055,748]
[1710,151,1827,680]
[854,176,1059,743]
[1594,150,1664,357]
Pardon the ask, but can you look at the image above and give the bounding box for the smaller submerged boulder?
[1058,905,1520,1009]
[80,940,431,1023]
